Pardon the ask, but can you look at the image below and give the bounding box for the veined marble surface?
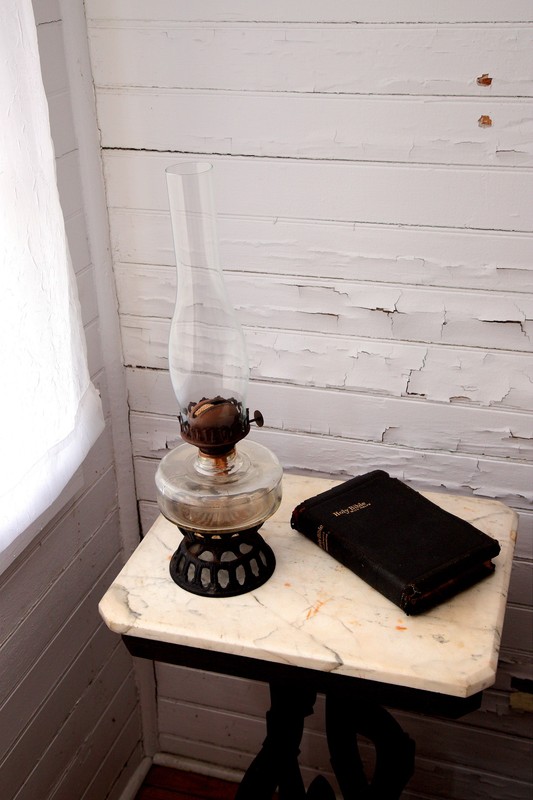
[99,473,517,698]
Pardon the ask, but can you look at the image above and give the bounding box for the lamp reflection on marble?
[155,162,282,597]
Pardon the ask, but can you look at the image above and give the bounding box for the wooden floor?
[134,765,239,800]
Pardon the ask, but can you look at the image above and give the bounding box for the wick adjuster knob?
[251,410,264,427]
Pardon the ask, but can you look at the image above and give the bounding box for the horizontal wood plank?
[155,665,269,719]
[156,735,255,784]
[128,387,533,461]
[245,332,533,410]
[157,696,531,783]
[129,338,533,416]
[155,660,533,738]
[109,209,533,293]
[404,758,531,800]
[88,23,533,97]
[85,0,533,24]
[132,428,533,509]
[507,559,533,605]
[121,316,533,411]
[157,699,290,761]
[96,88,533,167]
[115,263,533,352]
[103,152,533,232]
[500,605,533,651]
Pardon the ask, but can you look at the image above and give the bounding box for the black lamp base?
[170,527,276,597]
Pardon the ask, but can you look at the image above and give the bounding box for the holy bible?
[290,470,501,615]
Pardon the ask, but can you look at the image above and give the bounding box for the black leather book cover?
[290,470,501,615]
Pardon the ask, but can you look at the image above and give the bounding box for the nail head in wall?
[477,73,493,86]
[478,115,493,127]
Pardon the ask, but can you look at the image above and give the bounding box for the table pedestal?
[123,635,482,799]
[236,683,415,800]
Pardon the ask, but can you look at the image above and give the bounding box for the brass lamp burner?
[180,395,264,455]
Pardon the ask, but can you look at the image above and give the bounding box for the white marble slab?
[99,474,517,698]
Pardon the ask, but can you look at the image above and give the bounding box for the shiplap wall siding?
[85,1,533,798]
[0,3,145,799]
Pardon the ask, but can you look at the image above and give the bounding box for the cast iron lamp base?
[170,526,276,597]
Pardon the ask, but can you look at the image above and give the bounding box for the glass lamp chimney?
[166,162,250,454]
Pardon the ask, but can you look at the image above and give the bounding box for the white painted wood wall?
[85,2,532,797]
[0,3,146,799]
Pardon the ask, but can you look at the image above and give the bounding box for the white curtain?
[0,0,105,550]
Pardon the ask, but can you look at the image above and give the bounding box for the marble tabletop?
[99,473,517,698]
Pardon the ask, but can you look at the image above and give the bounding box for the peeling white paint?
[88,22,533,96]
[95,88,533,167]
[109,209,533,293]
[115,264,533,353]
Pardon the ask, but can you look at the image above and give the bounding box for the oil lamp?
[155,162,282,597]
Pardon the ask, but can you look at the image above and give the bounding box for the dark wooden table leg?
[236,683,336,799]
[326,692,416,799]
[237,685,415,799]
